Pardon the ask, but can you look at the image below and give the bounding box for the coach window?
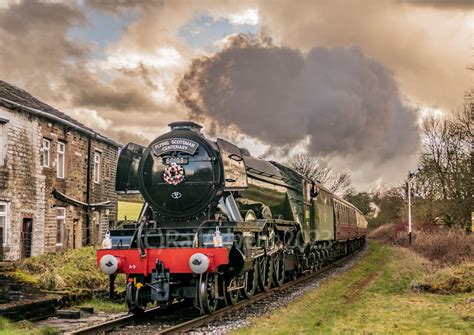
[43,138,50,167]
[0,202,8,246]
[94,151,101,184]
[56,207,66,246]
[57,141,65,178]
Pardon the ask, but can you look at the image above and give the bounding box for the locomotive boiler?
[97,121,367,314]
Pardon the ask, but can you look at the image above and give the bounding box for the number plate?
[163,157,189,165]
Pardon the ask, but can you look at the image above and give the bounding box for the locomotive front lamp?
[99,254,122,275]
[189,253,210,274]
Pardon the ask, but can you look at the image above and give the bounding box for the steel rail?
[66,299,187,335]
[157,245,365,334]
[65,312,137,335]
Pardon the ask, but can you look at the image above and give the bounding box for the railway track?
[69,246,364,335]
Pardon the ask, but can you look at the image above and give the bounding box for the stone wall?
[0,106,45,260]
[0,106,118,260]
[89,140,118,245]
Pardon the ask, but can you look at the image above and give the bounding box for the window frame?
[0,201,8,246]
[93,151,101,184]
[56,207,66,247]
[43,138,51,167]
[57,141,65,179]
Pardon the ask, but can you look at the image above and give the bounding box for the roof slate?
[0,80,119,147]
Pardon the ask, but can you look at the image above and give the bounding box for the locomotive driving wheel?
[125,282,146,314]
[272,251,285,287]
[197,273,219,314]
[223,277,240,306]
[257,255,273,292]
[242,261,258,298]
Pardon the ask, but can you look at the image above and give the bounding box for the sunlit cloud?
[228,9,259,25]
[419,106,444,118]
[69,107,112,130]
[103,47,184,69]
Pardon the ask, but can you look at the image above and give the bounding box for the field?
[234,240,473,334]
[117,200,143,222]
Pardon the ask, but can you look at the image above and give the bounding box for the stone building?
[0,80,120,261]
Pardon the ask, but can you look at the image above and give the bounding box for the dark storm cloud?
[0,0,166,145]
[84,0,150,13]
[63,67,160,112]
[258,0,472,111]
[178,36,420,163]
[398,0,474,9]
[0,1,87,100]
[116,62,159,90]
[113,129,150,146]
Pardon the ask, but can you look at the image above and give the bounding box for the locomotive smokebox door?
[217,138,248,191]
[137,123,224,218]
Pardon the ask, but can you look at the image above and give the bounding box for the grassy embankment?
[13,247,125,294]
[235,239,473,334]
[0,318,59,335]
[11,247,126,313]
[1,247,127,334]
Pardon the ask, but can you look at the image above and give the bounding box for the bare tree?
[287,153,351,195]
[413,104,471,227]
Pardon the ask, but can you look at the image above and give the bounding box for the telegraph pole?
[408,173,412,245]
[407,170,418,245]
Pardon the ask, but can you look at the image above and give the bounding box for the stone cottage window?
[43,138,50,167]
[56,207,66,246]
[0,202,8,246]
[94,151,101,184]
[57,141,65,178]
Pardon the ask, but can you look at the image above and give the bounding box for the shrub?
[368,221,409,245]
[411,228,473,265]
[367,223,395,242]
[16,247,125,292]
[413,262,473,294]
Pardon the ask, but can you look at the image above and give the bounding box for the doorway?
[22,218,33,258]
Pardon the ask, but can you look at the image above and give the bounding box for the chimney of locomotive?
[168,121,203,134]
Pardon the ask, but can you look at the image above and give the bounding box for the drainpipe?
[85,137,92,245]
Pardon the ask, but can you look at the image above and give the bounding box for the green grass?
[117,200,143,222]
[416,261,474,294]
[0,318,59,335]
[78,299,128,313]
[234,241,474,334]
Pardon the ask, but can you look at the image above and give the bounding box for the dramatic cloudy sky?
[0,0,472,190]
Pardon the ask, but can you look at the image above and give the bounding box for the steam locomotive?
[97,121,367,314]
